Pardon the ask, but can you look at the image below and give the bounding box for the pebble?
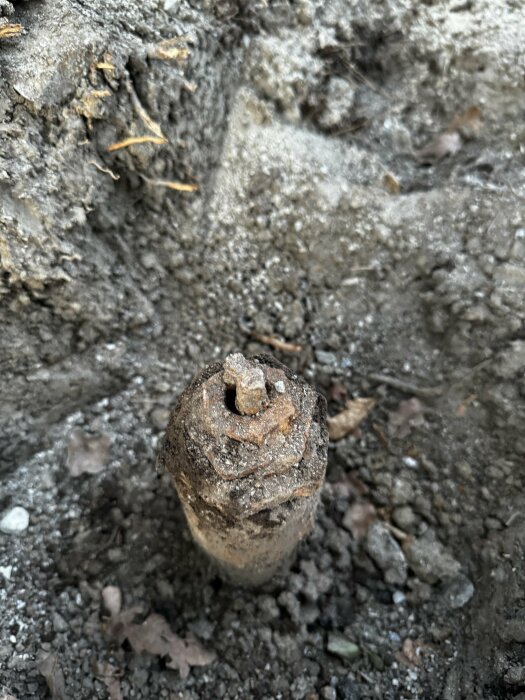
[441,575,475,609]
[0,565,13,581]
[315,351,337,366]
[0,507,30,534]
[393,590,406,605]
[150,407,170,430]
[365,521,407,585]
[326,633,360,661]
[404,530,462,584]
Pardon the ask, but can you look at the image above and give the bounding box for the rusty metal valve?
[158,353,328,586]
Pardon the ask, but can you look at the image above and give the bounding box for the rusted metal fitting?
[158,353,328,586]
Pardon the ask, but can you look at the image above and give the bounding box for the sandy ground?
[1,1,525,698]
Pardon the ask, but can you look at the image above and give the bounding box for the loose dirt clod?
[158,353,328,585]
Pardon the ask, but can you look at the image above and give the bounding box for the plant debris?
[107,135,167,152]
[342,501,377,541]
[456,393,477,417]
[149,36,191,62]
[94,662,123,700]
[0,23,22,39]
[395,638,426,667]
[388,398,426,439]
[66,430,110,476]
[251,333,303,354]
[107,607,216,678]
[141,176,198,192]
[127,81,166,141]
[88,160,120,180]
[383,171,401,194]
[328,397,375,441]
[37,653,68,700]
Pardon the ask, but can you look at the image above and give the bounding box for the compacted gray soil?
[1,1,525,698]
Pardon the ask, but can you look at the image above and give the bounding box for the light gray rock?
[404,530,462,584]
[0,506,29,534]
[366,521,407,586]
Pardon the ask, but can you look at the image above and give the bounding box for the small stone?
[52,612,68,633]
[368,650,384,671]
[441,575,475,609]
[274,380,286,394]
[504,665,525,686]
[327,633,360,661]
[365,521,407,585]
[500,619,525,644]
[456,462,472,479]
[315,351,337,366]
[150,407,170,430]
[320,687,337,700]
[404,530,462,584]
[0,565,12,580]
[393,506,416,530]
[0,506,30,534]
[393,590,406,605]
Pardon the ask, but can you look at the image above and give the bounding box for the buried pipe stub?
[158,353,328,586]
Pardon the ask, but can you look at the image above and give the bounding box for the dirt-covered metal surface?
[1,0,525,698]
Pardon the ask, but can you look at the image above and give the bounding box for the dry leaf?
[252,334,303,354]
[387,398,425,439]
[0,24,23,39]
[37,653,68,700]
[105,606,215,679]
[328,398,376,441]
[102,586,122,617]
[342,502,377,541]
[66,430,110,476]
[415,131,462,163]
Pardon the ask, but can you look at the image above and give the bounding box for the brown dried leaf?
[107,609,215,679]
[342,501,377,541]
[37,653,68,700]
[387,398,425,439]
[415,131,462,163]
[102,585,122,617]
[328,398,376,441]
[66,430,110,476]
[149,36,191,62]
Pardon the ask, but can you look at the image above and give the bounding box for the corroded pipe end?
[158,353,328,586]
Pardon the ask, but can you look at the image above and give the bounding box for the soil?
[1,1,525,698]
